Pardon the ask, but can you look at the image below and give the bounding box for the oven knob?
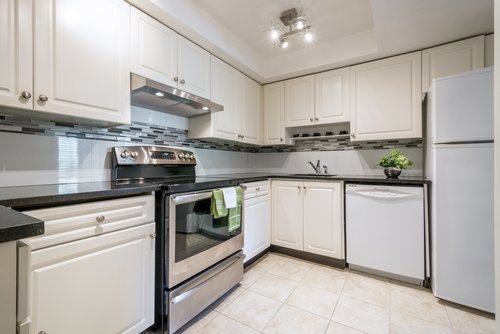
[120,150,130,158]
[178,153,185,160]
[130,151,139,159]
[189,154,195,160]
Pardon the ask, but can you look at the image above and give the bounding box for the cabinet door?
[285,75,315,127]
[271,181,303,250]
[24,223,155,334]
[315,68,350,124]
[130,7,178,87]
[240,75,262,145]
[210,56,240,141]
[350,51,422,141]
[178,36,211,99]
[243,195,271,263]
[422,36,484,92]
[303,182,344,259]
[264,82,289,145]
[0,0,33,110]
[34,0,130,124]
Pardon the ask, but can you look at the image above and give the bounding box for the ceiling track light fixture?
[267,8,313,49]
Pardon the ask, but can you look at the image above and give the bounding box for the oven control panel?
[113,146,197,165]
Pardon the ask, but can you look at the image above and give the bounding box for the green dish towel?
[210,187,242,232]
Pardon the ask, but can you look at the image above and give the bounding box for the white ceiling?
[129,0,494,84]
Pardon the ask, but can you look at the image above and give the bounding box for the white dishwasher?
[345,184,426,284]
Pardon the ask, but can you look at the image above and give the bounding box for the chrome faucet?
[308,160,321,174]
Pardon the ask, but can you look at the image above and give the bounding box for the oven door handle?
[169,252,244,305]
[171,192,213,204]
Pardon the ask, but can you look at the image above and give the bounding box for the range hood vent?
[130,74,223,118]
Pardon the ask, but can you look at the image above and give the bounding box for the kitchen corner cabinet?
[272,180,344,259]
[130,7,210,99]
[188,56,262,145]
[422,35,485,93]
[0,0,131,125]
[263,82,290,145]
[18,195,155,334]
[350,51,422,142]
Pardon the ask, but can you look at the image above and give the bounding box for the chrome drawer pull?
[96,215,105,223]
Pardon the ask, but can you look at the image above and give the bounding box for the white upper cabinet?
[189,56,262,145]
[130,8,210,99]
[177,36,211,99]
[422,36,485,92]
[315,68,350,124]
[240,74,262,145]
[207,56,240,141]
[263,82,290,145]
[284,69,349,128]
[285,75,315,127]
[0,0,33,110]
[350,51,422,141]
[0,0,130,124]
[130,7,177,87]
[35,0,131,124]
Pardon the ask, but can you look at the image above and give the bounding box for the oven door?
[167,188,244,288]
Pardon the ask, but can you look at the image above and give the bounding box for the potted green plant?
[378,149,413,178]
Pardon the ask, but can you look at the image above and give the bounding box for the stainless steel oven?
[166,188,244,288]
[112,146,245,334]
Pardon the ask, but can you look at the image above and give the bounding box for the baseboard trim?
[270,245,346,269]
[244,247,271,268]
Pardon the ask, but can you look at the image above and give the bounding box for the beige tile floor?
[178,253,495,334]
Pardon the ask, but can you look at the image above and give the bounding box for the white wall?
[253,148,423,176]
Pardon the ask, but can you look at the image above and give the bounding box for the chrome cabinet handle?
[280,138,283,141]
[256,187,260,191]
[149,233,156,239]
[180,79,185,84]
[309,118,313,122]
[314,117,319,121]
[96,215,105,223]
[21,91,31,99]
[350,133,356,138]
[38,94,48,102]
[173,77,179,82]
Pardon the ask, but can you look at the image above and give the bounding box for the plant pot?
[384,167,402,179]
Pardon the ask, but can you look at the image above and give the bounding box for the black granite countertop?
[0,205,44,243]
[201,173,430,186]
[0,182,161,209]
[0,173,429,209]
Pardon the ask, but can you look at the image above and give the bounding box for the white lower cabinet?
[242,181,271,263]
[18,195,155,334]
[271,180,344,259]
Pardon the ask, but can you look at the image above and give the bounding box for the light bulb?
[296,20,304,30]
[280,39,289,49]
[155,91,164,97]
[202,106,209,111]
[270,29,279,40]
[304,31,313,42]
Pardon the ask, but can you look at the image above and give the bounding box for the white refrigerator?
[425,67,494,313]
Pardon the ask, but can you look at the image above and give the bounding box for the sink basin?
[291,174,338,177]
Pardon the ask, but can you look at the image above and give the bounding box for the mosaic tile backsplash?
[0,113,422,153]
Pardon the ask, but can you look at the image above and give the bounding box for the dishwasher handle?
[346,187,422,199]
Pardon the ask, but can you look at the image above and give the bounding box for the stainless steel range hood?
[130,74,223,117]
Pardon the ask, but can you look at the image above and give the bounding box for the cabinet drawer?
[243,180,270,199]
[21,194,154,250]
